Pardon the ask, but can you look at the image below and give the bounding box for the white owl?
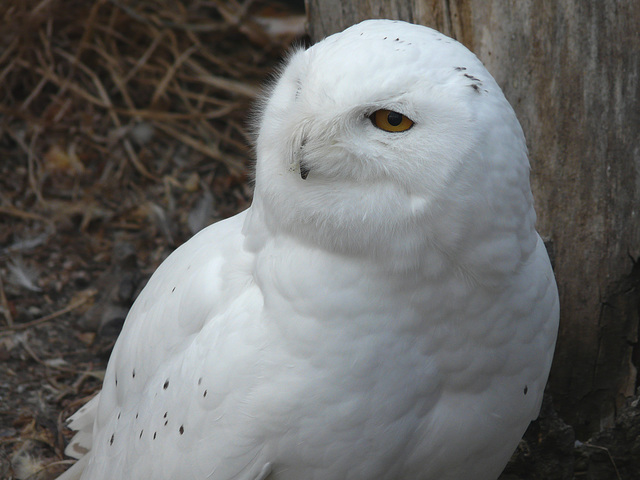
[57,19,559,480]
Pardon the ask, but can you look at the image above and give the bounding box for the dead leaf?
[43,144,85,174]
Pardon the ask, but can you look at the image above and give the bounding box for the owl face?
[251,20,533,273]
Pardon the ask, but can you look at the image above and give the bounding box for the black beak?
[300,163,310,180]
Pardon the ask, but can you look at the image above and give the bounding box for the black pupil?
[387,111,403,126]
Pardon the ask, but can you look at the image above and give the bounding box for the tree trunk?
[306,0,640,438]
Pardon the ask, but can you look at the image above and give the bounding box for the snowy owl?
[57,19,559,480]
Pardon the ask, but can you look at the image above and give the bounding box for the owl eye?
[370,109,414,132]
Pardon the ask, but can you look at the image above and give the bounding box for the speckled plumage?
[58,20,559,480]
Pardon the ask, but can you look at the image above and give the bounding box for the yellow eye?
[370,109,414,132]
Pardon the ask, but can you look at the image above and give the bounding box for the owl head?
[249,20,536,277]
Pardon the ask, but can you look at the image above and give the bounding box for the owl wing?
[59,210,275,480]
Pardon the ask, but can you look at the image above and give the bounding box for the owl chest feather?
[236,235,556,479]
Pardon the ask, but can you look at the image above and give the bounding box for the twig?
[55,46,159,182]
[114,105,235,121]
[0,57,17,87]
[153,122,244,172]
[162,85,239,107]
[4,127,45,205]
[122,28,165,85]
[123,137,158,180]
[582,442,622,480]
[0,295,95,332]
[107,0,225,32]
[151,44,199,106]
[0,275,13,327]
[71,0,107,71]
[19,75,49,112]
[28,459,78,478]
[0,38,19,85]
[0,37,18,66]
[32,0,56,15]
[0,205,50,223]
[184,58,259,98]
[221,119,252,152]
[27,130,45,205]
[185,29,242,77]
[15,59,108,108]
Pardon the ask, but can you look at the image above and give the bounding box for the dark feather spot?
[163,380,169,390]
[179,425,184,435]
[135,413,139,419]
[164,412,168,418]
[524,385,529,395]
[117,412,121,420]
[140,430,143,438]
[164,420,168,426]
[153,432,157,440]
[454,66,467,71]
[109,434,114,445]
[470,84,480,93]
[203,390,207,397]
[198,377,202,386]
[132,369,136,378]
[171,286,176,292]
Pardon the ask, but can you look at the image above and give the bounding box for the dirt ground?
[0,1,638,479]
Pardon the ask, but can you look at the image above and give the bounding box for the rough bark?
[305,0,640,438]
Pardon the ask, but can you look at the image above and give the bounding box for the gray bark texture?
[305,0,640,438]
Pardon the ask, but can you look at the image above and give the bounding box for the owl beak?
[288,156,309,180]
[288,127,309,179]
[300,161,310,180]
